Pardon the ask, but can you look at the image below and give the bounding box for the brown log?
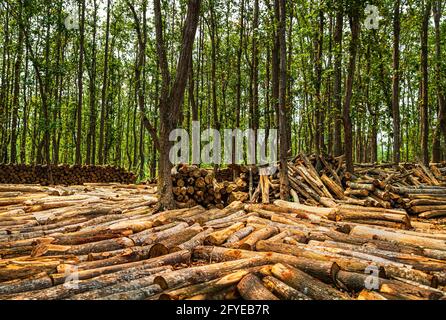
[349,225,446,251]
[5,265,176,300]
[159,270,249,300]
[239,226,279,250]
[237,273,279,300]
[224,226,255,246]
[205,222,245,245]
[262,275,311,300]
[153,257,270,290]
[169,228,215,252]
[193,246,340,284]
[419,210,446,219]
[148,224,203,257]
[271,263,350,300]
[0,272,53,295]
[273,200,337,217]
[357,290,388,300]
[335,270,444,300]
[51,250,191,284]
[321,174,345,199]
[69,268,171,300]
[98,284,162,300]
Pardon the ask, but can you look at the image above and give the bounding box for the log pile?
[171,164,250,209]
[278,155,446,220]
[1,184,445,301]
[0,164,137,185]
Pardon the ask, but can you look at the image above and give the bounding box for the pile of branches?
[171,164,251,209]
[0,186,445,300]
[0,164,137,185]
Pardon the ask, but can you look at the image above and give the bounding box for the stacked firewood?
[0,164,136,185]
[277,155,446,219]
[171,164,250,209]
[0,186,445,300]
[354,163,446,219]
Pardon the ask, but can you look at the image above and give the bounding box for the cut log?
[237,273,279,300]
[153,257,270,290]
[97,284,162,300]
[51,250,191,284]
[271,263,350,300]
[69,268,172,300]
[262,275,311,300]
[238,226,279,250]
[193,246,340,284]
[349,225,446,251]
[205,222,245,245]
[159,270,249,300]
[148,224,203,258]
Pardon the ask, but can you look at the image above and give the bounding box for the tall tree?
[420,0,431,165]
[86,0,98,165]
[154,0,201,209]
[75,0,86,165]
[343,1,361,173]
[276,0,289,200]
[392,0,401,163]
[433,1,445,161]
[333,1,344,157]
[10,0,24,163]
[98,0,111,165]
[314,4,324,156]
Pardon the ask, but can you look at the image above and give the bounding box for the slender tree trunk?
[0,6,10,163]
[433,1,445,160]
[420,0,431,166]
[343,3,360,173]
[20,48,29,164]
[314,7,324,156]
[249,0,259,162]
[98,0,111,165]
[333,3,344,157]
[209,0,220,135]
[10,1,24,163]
[276,0,289,200]
[86,0,98,165]
[392,0,401,163]
[75,0,86,165]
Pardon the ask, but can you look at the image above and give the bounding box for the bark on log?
[237,273,279,300]
[262,275,311,300]
[159,270,249,300]
[271,263,350,300]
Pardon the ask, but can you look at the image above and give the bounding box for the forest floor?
[1,159,446,300]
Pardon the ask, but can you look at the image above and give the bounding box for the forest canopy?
[0,0,445,182]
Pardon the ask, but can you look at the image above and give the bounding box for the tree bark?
[333,2,344,157]
[154,0,201,210]
[420,0,431,166]
[392,0,401,163]
[75,0,86,165]
[343,3,360,173]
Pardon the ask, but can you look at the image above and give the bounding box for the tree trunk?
[392,0,401,163]
[86,0,98,165]
[433,1,446,160]
[10,1,24,164]
[154,0,201,210]
[333,2,344,157]
[276,0,290,200]
[420,0,431,166]
[343,3,360,173]
[75,0,86,165]
[98,0,111,165]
